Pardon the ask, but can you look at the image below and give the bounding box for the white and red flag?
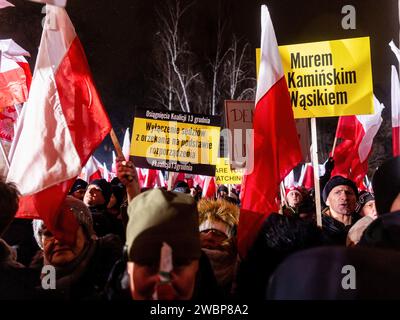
[122,127,131,161]
[80,155,103,182]
[0,0,14,9]
[0,39,32,106]
[202,176,216,199]
[331,96,384,188]
[103,162,110,182]
[391,65,400,156]
[389,41,400,156]
[7,6,111,244]
[238,5,302,257]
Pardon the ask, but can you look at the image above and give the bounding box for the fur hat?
[33,196,95,249]
[126,188,201,265]
[88,179,112,205]
[372,156,400,214]
[322,176,358,204]
[197,198,239,238]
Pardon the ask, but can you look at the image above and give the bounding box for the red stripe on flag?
[241,77,302,215]
[17,178,79,244]
[16,61,32,91]
[0,67,29,106]
[393,126,400,157]
[55,37,111,166]
[239,77,302,258]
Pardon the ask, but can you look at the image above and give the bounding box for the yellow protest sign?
[215,157,243,185]
[257,37,374,118]
[131,109,221,176]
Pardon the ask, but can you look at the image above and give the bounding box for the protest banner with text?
[130,108,221,176]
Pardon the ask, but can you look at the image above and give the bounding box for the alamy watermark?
[41,265,56,290]
[341,264,356,290]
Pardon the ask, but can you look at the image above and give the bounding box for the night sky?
[1,0,398,166]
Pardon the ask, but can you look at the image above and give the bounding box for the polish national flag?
[82,156,103,182]
[144,169,158,188]
[239,5,302,257]
[202,176,216,199]
[6,6,111,244]
[122,127,131,161]
[302,163,314,189]
[0,39,31,106]
[137,168,146,188]
[0,39,33,90]
[193,175,206,189]
[391,65,400,156]
[388,41,400,156]
[283,169,295,188]
[103,162,110,182]
[0,0,14,9]
[331,96,384,188]
[111,151,117,174]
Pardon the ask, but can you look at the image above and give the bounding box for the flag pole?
[0,139,10,168]
[110,128,124,158]
[311,118,322,227]
[167,172,174,191]
[110,128,134,182]
[331,135,338,157]
[280,181,287,209]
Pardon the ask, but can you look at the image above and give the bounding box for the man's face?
[287,190,303,207]
[361,200,377,219]
[326,185,357,215]
[83,185,105,207]
[128,260,199,300]
[42,223,86,267]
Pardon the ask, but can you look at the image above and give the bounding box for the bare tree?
[208,18,230,115]
[151,39,174,110]
[223,36,256,101]
[152,0,200,113]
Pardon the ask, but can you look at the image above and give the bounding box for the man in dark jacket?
[321,176,358,245]
[83,179,124,239]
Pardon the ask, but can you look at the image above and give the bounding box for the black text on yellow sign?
[215,158,243,185]
[256,37,374,118]
[131,109,221,176]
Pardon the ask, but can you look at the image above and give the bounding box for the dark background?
[0,0,398,169]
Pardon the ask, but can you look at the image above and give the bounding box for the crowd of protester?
[0,155,399,300]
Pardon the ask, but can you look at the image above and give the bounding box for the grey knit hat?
[33,196,95,249]
[126,188,201,265]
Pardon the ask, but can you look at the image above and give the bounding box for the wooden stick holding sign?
[109,128,140,203]
[110,128,124,160]
[331,135,338,157]
[311,118,322,227]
